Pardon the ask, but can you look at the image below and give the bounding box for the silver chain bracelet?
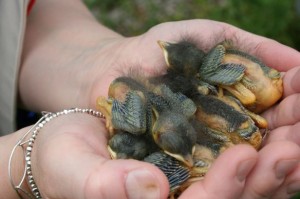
[8,108,105,199]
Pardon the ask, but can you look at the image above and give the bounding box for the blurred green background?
[83,0,300,198]
[84,0,300,50]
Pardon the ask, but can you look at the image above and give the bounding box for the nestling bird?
[157,40,221,95]
[193,92,262,149]
[220,41,283,113]
[96,90,148,137]
[158,40,246,89]
[151,108,196,167]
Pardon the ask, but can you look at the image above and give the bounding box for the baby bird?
[221,42,283,113]
[151,109,196,167]
[158,40,246,90]
[193,92,262,149]
[96,90,148,137]
[97,76,155,137]
[148,85,197,167]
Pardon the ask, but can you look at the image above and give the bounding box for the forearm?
[19,0,124,112]
[0,128,31,198]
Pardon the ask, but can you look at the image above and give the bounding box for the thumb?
[84,159,170,199]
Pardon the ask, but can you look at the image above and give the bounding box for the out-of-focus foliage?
[83,0,300,198]
[84,0,300,50]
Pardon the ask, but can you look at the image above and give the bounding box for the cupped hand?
[30,112,169,199]
[29,19,300,199]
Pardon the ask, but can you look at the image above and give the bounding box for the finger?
[282,66,300,97]
[179,145,257,199]
[246,39,300,72]
[271,163,300,199]
[264,122,300,146]
[261,94,300,130]
[241,141,300,199]
[84,159,170,199]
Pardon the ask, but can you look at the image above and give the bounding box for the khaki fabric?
[0,0,29,135]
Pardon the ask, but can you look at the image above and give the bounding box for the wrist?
[19,0,126,112]
[0,128,32,198]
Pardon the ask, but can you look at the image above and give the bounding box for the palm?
[30,114,168,198]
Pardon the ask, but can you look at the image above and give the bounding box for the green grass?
[84,0,300,49]
[84,1,300,198]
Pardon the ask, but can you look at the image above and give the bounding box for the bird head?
[108,131,149,160]
[157,40,205,77]
[151,110,196,167]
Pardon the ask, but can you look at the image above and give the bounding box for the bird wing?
[111,91,147,134]
[200,44,245,85]
[202,63,245,85]
[144,152,190,192]
[155,84,197,117]
[200,44,225,74]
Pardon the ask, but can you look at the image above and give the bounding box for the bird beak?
[165,151,194,168]
[183,154,194,168]
[107,146,117,159]
[157,40,171,67]
[157,40,169,49]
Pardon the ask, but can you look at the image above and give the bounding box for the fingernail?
[275,160,298,179]
[237,159,256,182]
[126,169,160,199]
[287,181,300,194]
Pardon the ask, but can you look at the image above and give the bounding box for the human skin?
[0,0,300,198]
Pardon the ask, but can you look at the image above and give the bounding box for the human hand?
[84,19,300,199]
[20,9,300,198]
[23,111,170,199]
[55,20,300,199]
